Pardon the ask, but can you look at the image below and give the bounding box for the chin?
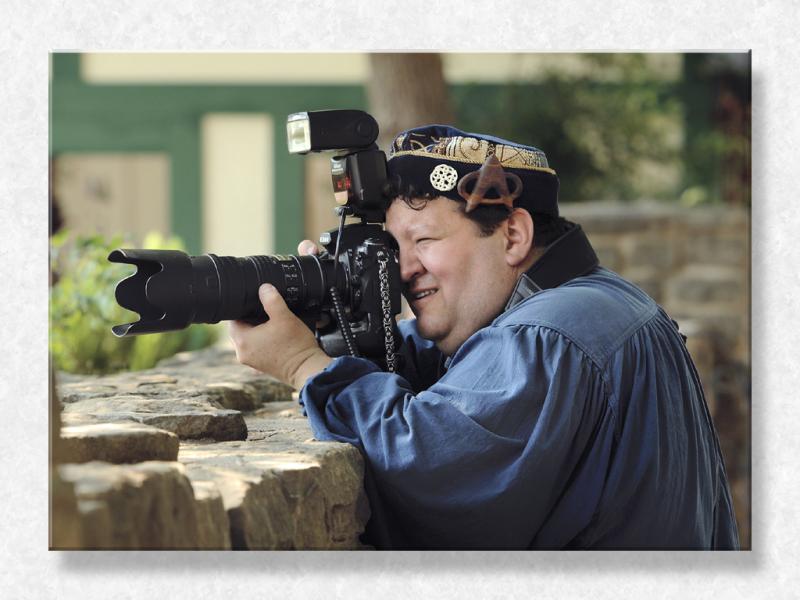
[415,321,436,341]
[419,322,456,353]
[434,337,463,357]
[416,319,446,345]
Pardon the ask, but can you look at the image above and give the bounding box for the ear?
[503,208,534,268]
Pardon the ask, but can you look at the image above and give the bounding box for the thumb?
[259,284,290,317]
[297,239,320,256]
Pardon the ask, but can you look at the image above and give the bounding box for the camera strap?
[504,224,599,312]
[377,251,397,372]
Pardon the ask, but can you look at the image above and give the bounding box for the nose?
[398,245,424,283]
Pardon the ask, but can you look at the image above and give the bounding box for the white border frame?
[5,1,790,597]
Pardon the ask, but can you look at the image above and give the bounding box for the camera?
[108,110,403,370]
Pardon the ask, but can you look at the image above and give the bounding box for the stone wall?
[50,347,370,549]
[561,201,751,547]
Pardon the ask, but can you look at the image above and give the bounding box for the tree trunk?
[366,53,455,152]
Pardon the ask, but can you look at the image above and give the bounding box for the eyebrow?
[405,223,434,237]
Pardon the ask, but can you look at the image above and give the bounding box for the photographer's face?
[385,198,519,356]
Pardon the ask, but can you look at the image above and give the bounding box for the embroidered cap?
[386,124,559,217]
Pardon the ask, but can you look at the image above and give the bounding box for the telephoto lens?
[108,249,331,336]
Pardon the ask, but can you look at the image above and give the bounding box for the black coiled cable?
[329,286,359,357]
[330,207,359,357]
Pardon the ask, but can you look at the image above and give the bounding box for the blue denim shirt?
[300,267,739,549]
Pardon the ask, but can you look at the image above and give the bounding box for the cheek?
[418,245,460,289]
[460,242,510,296]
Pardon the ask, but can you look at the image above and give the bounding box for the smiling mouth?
[410,289,437,302]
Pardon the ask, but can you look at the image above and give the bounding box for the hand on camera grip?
[297,240,321,256]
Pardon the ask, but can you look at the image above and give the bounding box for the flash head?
[286,110,379,154]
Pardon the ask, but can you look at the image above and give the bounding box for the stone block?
[664,265,745,305]
[684,235,749,267]
[58,381,120,404]
[75,499,114,548]
[245,378,295,404]
[191,480,232,549]
[248,399,305,421]
[560,201,674,234]
[58,461,204,549]
[50,470,83,549]
[157,346,294,403]
[61,395,247,441]
[56,348,298,440]
[180,416,369,550]
[58,346,292,409]
[583,235,624,272]
[205,382,262,412]
[681,206,749,234]
[621,266,663,302]
[59,422,179,464]
[621,237,676,270]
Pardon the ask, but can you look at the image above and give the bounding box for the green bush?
[453,54,750,206]
[50,231,219,375]
[455,62,683,204]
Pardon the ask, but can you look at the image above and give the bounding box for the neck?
[504,225,600,312]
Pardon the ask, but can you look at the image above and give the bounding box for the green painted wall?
[50,53,367,254]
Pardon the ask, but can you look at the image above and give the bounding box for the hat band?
[389,149,557,175]
[387,154,560,217]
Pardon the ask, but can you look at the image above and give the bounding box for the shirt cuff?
[298,355,381,409]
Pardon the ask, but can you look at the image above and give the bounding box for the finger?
[259,284,291,318]
[297,239,320,256]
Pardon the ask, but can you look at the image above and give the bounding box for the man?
[230,125,739,550]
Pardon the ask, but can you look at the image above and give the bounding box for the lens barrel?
[108,249,330,336]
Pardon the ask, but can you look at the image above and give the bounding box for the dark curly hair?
[384,180,575,247]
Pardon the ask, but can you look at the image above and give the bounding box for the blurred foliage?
[680,53,751,207]
[454,54,750,206]
[50,231,219,375]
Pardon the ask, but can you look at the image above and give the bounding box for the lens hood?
[108,248,195,336]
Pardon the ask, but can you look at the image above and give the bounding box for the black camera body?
[314,224,400,359]
[109,109,403,370]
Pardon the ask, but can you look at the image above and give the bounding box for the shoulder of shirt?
[493,267,660,368]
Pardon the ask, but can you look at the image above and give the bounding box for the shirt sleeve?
[299,322,613,548]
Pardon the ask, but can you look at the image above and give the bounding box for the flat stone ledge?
[57,346,293,442]
[157,346,295,405]
[61,395,248,441]
[59,421,179,464]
